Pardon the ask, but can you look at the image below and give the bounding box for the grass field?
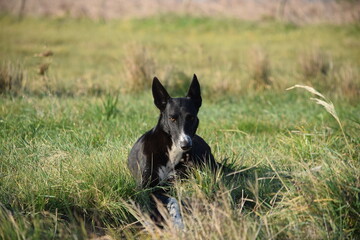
[0,15,360,239]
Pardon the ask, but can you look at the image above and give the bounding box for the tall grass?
[334,64,360,101]
[123,44,156,93]
[299,49,332,80]
[0,61,25,95]
[249,47,272,90]
[0,15,359,239]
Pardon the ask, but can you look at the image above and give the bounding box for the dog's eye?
[169,117,177,122]
[187,115,195,121]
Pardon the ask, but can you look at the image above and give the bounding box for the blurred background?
[0,0,359,100]
[1,0,359,24]
[1,1,360,239]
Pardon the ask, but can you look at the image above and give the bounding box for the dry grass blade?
[286,84,326,100]
[120,200,161,237]
[287,84,351,153]
[310,98,339,125]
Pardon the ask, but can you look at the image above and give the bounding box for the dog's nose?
[180,140,192,151]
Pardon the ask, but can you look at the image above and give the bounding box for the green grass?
[0,15,359,239]
[0,15,359,97]
[1,92,359,239]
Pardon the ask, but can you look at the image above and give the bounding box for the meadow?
[0,15,359,239]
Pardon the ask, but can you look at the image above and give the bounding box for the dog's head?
[152,74,202,151]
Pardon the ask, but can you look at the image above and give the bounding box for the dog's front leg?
[154,192,184,230]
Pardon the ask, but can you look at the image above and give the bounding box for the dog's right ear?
[152,77,170,111]
[186,74,202,109]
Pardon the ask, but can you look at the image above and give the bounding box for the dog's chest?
[157,145,184,182]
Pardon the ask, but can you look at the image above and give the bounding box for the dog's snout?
[180,134,192,151]
[180,140,192,151]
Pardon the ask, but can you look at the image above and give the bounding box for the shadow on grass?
[193,158,285,211]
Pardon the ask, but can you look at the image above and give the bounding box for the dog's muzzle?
[180,134,192,151]
[180,142,192,151]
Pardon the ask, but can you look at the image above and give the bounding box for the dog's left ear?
[186,74,202,109]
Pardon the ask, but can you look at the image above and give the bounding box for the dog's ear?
[186,74,202,109]
[152,77,170,111]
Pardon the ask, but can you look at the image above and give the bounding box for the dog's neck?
[157,141,185,182]
[167,141,184,166]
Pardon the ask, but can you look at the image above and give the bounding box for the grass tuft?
[299,49,332,80]
[123,44,156,93]
[249,47,272,90]
[0,61,25,95]
[334,64,360,100]
[102,94,120,120]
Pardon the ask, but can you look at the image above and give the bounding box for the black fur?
[128,74,218,188]
[127,74,218,228]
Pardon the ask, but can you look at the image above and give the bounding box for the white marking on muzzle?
[179,132,192,149]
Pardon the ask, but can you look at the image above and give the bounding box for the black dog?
[128,74,218,228]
